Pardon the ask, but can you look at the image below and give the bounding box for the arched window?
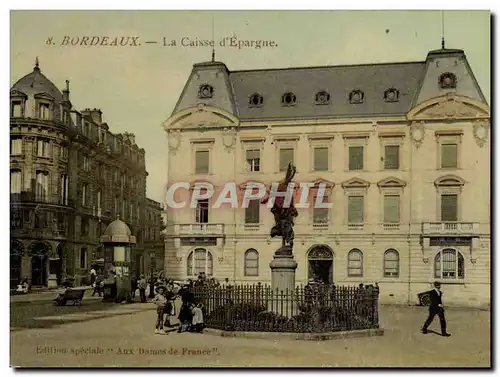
[10,169,22,194]
[347,249,363,277]
[384,249,399,277]
[244,249,259,276]
[435,248,464,279]
[187,248,213,276]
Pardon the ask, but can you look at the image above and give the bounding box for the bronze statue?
[261,162,298,255]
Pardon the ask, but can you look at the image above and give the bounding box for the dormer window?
[39,103,51,120]
[249,93,264,107]
[384,88,399,102]
[281,92,297,106]
[440,72,457,89]
[198,84,214,99]
[315,91,331,105]
[349,90,364,104]
[11,101,23,118]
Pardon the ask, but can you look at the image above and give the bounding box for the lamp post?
[148,250,156,299]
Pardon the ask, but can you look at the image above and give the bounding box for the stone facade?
[143,198,165,277]
[10,60,150,288]
[162,48,490,308]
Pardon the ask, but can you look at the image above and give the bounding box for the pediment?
[311,178,335,189]
[34,92,55,101]
[163,104,240,131]
[341,177,371,189]
[434,174,465,187]
[10,89,27,99]
[377,177,407,188]
[408,94,490,121]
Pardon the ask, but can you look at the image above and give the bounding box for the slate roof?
[229,61,426,121]
[10,62,64,102]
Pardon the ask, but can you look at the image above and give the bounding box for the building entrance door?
[307,245,334,284]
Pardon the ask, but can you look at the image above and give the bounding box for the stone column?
[269,246,298,318]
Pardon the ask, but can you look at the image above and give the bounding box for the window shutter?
[314,147,329,171]
[384,145,399,169]
[348,196,364,223]
[441,144,458,168]
[279,148,294,171]
[383,195,400,223]
[349,146,364,170]
[195,151,209,174]
[441,194,458,221]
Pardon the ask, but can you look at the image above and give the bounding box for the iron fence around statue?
[190,283,379,333]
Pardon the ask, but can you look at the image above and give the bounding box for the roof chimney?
[62,80,70,102]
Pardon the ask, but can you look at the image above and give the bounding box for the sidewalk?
[10,304,490,367]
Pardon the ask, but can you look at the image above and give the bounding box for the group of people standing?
[147,277,205,335]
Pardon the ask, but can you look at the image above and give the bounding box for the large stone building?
[162,47,490,307]
[143,198,166,276]
[10,59,152,288]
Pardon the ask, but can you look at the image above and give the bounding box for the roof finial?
[34,57,40,71]
[116,214,120,221]
[65,80,70,92]
[212,48,215,62]
[441,10,446,49]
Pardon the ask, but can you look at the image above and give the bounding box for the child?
[152,286,168,335]
[163,286,176,328]
[191,303,205,333]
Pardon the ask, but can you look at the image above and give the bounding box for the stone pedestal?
[268,246,298,317]
[47,274,58,289]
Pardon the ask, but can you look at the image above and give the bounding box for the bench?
[54,287,86,306]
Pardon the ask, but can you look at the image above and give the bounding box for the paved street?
[10,291,490,367]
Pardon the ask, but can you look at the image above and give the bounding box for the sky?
[10,10,490,203]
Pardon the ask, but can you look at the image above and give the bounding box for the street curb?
[202,327,384,341]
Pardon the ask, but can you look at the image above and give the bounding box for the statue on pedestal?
[261,162,298,256]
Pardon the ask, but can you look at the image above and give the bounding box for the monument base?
[268,247,298,317]
[47,274,58,289]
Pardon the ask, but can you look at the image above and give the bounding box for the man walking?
[138,275,148,303]
[421,281,451,337]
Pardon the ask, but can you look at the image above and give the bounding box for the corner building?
[162,48,490,308]
[10,60,151,288]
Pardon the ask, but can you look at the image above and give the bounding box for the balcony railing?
[383,223,400,231]
[313,222,329,230]
[347,223,364,231]
[422,222,479,235]
[174,223,225,237]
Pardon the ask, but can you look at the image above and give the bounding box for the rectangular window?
[60,174,69,205]
[441,144,458,169]
[384,145,400,170]
[348,146,364,171]
[313,196,329,223]
[195,199,209,223]
[348,196,364,224]
[80,248,87,269]
[82,155,90,171]
[10,138,22,155]
[279,148,294,172]
[114,197,119,216]
[80,218,88,236]
[11,101,22,117]
[97,191,102,209]
[314,147,329,171]
[246,150,260,172]
[245,199,260,224]
[37,139,50,158]
[195,150,209,174]
[35,171,49,202]
[122,200,127,220]
[39,103,51,120]
[130,203,134,221]
[113,168,119,183]
[10,170,22,194]
[383,195,400,223]
[82,184,87,206]
[441,194,458,222]
[59,145,68,160]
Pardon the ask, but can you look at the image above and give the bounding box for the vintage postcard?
[9,9,491,368]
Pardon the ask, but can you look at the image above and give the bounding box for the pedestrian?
[163,284,176,328]
[190,303,205,333]
[130,274,137,299]
[92,275,104,297]
[421,282,451,337]
[148,274,156,299]
[177,284,195,333]
[138,274,147,303]
[90,266,96,287]
[152,286,168,335]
